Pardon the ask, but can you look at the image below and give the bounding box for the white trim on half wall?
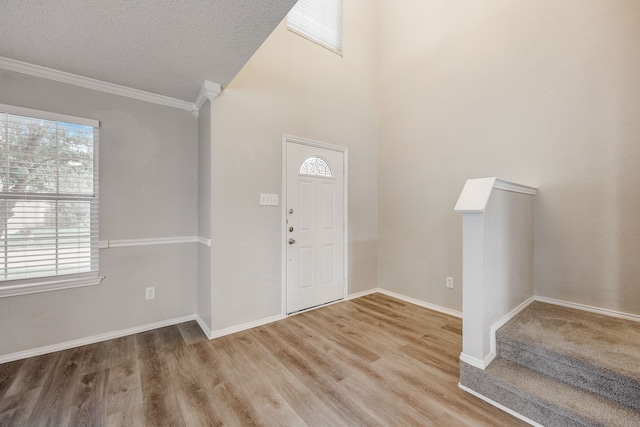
[99,236,210,248]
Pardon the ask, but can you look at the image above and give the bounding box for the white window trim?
[0,273,103,298]
[287,27,344,56]
[0,104,103,298]
[287,0,343,56]
[0,104,99,128]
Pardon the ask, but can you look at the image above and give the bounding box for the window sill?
[0,274,104,298]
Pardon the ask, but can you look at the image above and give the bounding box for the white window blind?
[287,0,343,55]
[0,104,99,289]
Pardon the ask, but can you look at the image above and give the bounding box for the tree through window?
[0,106,99,285]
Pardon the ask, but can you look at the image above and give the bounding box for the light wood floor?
[0,294,528,426]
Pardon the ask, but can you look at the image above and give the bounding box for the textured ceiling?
[0,0,297,102]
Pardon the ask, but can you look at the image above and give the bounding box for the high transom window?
[287,0,343,55]
[0,104,100,295]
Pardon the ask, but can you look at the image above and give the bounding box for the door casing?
[281,134,349,315]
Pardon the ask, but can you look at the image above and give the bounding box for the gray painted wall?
[483,190,535,329]
[0,69,198,356]
[378,0,640,315]
[4,0,639,358]
[197,101,213,330]
[208,0,379,330]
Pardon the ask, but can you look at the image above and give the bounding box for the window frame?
[299,156,334,178]
[287,0,343,55]
[0,103,103,298]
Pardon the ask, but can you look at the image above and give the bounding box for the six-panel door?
[286,142,345,314]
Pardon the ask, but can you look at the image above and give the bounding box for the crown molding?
[0,56,194,112]
[191,80,222,117]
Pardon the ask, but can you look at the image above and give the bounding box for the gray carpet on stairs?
[460,301,640,426]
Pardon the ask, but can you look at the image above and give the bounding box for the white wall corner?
[192,80,222,117]
[195,314,214,339]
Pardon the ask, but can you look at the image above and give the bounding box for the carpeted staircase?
[460,302,640,426]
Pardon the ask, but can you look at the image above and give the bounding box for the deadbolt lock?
[289,209,294,214]
[289,227,294,232]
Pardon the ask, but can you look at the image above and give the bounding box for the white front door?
[285,140,345,314]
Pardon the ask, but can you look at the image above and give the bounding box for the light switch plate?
[260,193,279,206]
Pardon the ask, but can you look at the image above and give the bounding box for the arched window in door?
[300,156,333,177]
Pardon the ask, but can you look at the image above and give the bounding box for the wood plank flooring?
[0,294,528,426]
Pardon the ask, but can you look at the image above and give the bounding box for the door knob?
[288,238,296,244]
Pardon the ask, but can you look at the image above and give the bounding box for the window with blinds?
[0,104,100,293]
[287,0,343,55]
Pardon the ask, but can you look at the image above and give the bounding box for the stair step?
[497,302,640,410]
[461,358,640,427]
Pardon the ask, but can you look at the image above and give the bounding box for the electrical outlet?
[446,277,454,289]
[145,287,155,300]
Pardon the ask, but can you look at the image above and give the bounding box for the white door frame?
[281,134,349,316]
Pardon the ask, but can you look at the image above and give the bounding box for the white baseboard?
[201,288,461,340]
[0,314,197,364]
[194,314,213,339]
[207,314,286,339]
[458,383,542,427]
[460,295,639,371]
[346,288,380,300]
[535,296,640,323]
[488,296,536,362]
[377,289,463,318]
[1,289,464,363]
[458,297,534,371]
[460,352,495,370]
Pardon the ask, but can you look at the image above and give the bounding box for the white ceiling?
[0,0,298,102]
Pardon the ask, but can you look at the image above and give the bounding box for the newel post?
[455,178,537,369]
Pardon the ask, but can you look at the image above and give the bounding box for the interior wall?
[209,0,379,330]
[378,0,640,314]
[483,190,534,327]
[197,101,213,330]
[0,70,198,357]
